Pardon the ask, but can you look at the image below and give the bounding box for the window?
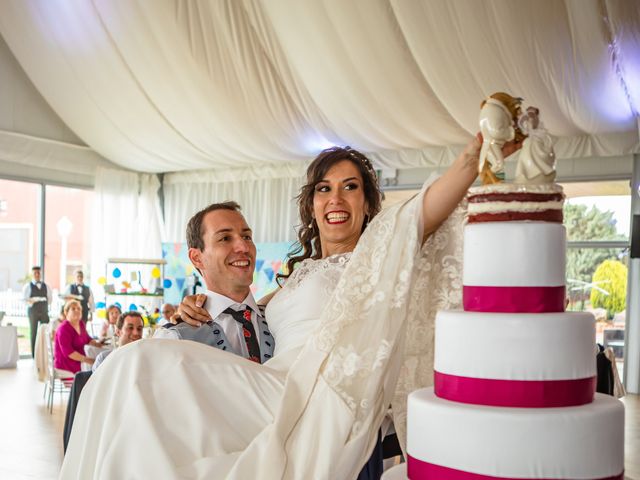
[43,185,94,294]
[562,180,631,377]
[0,179,42,356]
[0,179,94,357]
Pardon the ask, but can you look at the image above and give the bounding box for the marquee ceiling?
[0,0,638,173]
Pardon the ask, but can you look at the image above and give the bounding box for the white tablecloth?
[83,344,112,372]
[0,325,19,368]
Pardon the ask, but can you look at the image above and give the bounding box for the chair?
[42,324,74,413]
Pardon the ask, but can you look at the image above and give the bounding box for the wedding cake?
[383,96,625,479]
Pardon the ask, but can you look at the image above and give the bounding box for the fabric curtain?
[0,0,637,174]
[91,167,164,283]
[163,162,307,243]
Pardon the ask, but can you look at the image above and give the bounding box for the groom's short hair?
[186,201,242,251]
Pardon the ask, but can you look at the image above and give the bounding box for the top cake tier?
[463,183,566,313]
[468,183,564,223]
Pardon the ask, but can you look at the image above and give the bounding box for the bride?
[61,135,492,479]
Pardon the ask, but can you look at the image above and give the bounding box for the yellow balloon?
[151,267,161,279]
[97,309,106,319]
[97,276,107,285]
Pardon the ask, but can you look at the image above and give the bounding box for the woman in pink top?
[54,300,102,373]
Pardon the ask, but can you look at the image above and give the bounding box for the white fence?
[0,289,64,318]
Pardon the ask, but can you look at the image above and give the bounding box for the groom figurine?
[155,201,274,363]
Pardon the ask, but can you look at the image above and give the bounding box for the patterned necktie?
[222,306,261,363]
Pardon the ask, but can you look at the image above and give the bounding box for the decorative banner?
[151,267,161,279]
[96,309,106,319]
[97,276,107,285]
[96,301,106,309]
[463,285,565,313]
[113,268,122,278]
[407,457,624,480]
[434,371,596,408]
[163,279,172,289]
[128,303,137,311]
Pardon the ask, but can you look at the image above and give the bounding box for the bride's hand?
[178,294,211,326]
[458,133,482,172]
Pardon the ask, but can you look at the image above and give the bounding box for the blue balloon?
[113,268,122,278]
[96,301,106,309]
[163,279,173,288]
[128,303,138,311]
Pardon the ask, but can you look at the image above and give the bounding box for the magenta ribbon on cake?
[407,457,624,480]
[463,285,565,313]
[434,371,596,408]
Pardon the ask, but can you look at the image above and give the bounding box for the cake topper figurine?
[478,92,525,185]
[514,106,556,184]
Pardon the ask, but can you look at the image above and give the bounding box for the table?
[0,325,19,368]
[82,344,112,371]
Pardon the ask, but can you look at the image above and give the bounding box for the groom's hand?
[178,294,211,327]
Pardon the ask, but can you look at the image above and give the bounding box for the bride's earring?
[308,218,314,229]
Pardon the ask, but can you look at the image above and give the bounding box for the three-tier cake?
[386,183,625,480]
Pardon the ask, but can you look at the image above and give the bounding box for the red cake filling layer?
[468,192,564,203]
[468,210,563,223]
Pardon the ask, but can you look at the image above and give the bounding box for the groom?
[155,201,274,363]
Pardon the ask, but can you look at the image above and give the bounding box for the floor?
[0,360,638,479]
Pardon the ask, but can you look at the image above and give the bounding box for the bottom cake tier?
[406,388,624,479]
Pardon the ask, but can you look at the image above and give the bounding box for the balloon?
[97,276,107,285]
[113,268,121,278]
[151,267,161,279]
[163,279,173,288]
[96,309,106,319]
[128,304,138,311]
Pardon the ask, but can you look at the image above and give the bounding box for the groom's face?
[189,209,256,302]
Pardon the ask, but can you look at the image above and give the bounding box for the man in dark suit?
[63,270,94,323]
[155,201,274,363]
[22,266,51,358]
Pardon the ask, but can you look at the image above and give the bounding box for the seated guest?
[99,304,121,340]
[54,300,103,374]
[157,303,176,327]
[92,311,144,371]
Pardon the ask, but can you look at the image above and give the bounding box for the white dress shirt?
[154,290,262,357]
[22,282,52,304]
[63,284,95,312]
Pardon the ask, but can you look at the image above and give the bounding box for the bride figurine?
[478,92,525,185]
[514,106,556,184]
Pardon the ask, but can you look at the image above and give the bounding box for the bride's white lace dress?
[60,181,464,479]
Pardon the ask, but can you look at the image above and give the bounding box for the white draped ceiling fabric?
[0,0,639,245]
[0,0,638,173]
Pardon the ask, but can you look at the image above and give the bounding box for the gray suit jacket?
[164,308,275,363]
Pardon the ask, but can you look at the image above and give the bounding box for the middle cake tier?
[434,310,596,407]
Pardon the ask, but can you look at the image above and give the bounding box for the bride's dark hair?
[278,146,382,283]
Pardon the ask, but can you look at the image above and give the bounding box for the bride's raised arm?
[421,134,481,240]
[421,133,522,240]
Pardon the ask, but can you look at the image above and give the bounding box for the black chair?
[63,370,93,453]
